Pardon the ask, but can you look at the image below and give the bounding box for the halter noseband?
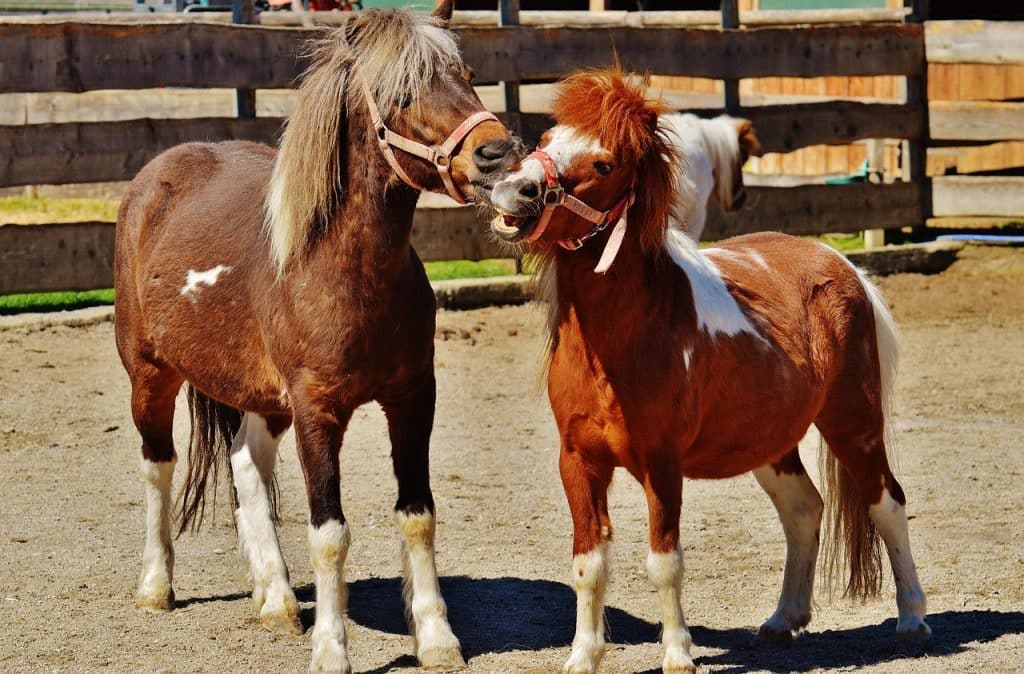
[361,80,499,205]
[526,149,635,273]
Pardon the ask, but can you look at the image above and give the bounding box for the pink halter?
[526,149,635,274]
[362,80,499,205]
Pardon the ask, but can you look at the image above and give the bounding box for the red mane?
[552,67,677,250]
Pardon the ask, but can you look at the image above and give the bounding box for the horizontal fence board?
[0,222,115,295]
[512,23,923,81]
[704,182,924,239]
[926,21,1024,65]
[519,102,923,155]
[930,101,1024,143]
[3,182,926,294]
[0,117,284,187]
[932,177,1024,217]
[0,21,923,94]
[0,22,307,94]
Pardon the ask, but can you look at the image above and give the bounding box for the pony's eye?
[593,161,613,176]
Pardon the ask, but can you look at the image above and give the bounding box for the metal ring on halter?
[361,79,499,204]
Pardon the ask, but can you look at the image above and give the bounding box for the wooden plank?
[0,21,924,94]
[0,22,308,94]
[930,101,1024,142]
[0,222,115,295]
[932,176,1024,217]
[0,117,284,188]
[926,20,1024,65]
[703,182,924,239]
[512,24,924,81]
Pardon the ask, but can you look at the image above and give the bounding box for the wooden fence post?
[499,0,523,274]
[903,0,931,229]
[233,0,256,119]
[863,138,886,248]
[721,0,740,114]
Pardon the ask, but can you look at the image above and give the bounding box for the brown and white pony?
[114,4,522,672]
[489,69,930,674]
[662,112,760,240]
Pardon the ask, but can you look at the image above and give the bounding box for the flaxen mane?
[265,10,460,271]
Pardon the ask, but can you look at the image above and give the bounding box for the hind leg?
[129,358,183,612]
[382,378,463,670]
[817,415,930,642]
[752,449,823,643]
[230,413,300,634]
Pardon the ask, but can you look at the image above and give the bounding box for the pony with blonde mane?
[114,4,522,672]
[490,68,930,674]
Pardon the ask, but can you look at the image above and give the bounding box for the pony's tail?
[819,445,884,601]
[177,386,243,536]
[819,268,898,601]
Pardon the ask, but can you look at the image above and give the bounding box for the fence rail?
[2,4,1023,296]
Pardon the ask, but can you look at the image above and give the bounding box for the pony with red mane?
[491,68,931,674]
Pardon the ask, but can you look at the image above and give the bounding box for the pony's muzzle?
[472,138,518,174]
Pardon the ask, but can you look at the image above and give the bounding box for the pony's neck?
[553,224,678,356]
[319,122,422,284]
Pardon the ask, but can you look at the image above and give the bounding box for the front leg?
[382,377,464,669]
[294,401,353,674]
[643,463,695,674]
[560,446,613,674]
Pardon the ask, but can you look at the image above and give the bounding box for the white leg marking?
[230,414,299,634]
[752,465,823,641]
[179,264,231,296]
[397,511,464,668]
[868,488,931,641]
[564,542,609,674]
[646,548,696,673]
[137,457,176,611]
[309,520,353,674]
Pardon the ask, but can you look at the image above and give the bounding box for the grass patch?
[816,233,865,252]
[0,197,120,225]
[0,289,116,315]
[423,259,517,281]
[0,261,521,315]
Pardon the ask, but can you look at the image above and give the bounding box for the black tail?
[177,386,243,536]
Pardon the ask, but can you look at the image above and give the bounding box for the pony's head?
[490,68,676,253]
[699,114,761,212]
[267,0,522,271]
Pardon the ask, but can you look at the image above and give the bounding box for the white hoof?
[259,588,302,635]
[416,619,465,669]
[309,637,351,674]
[563,642,603,674]
[135,581,174,612]
[897,617,933,646]
[663,646,697,673]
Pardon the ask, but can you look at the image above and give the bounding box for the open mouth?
[491,213,540,242]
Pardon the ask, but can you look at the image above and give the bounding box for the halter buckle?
[543,185,564,206]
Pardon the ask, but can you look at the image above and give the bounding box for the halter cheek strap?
[361,80,500,204]
[526,149,635,274]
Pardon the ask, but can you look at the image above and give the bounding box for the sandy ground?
[1,245,1022,673]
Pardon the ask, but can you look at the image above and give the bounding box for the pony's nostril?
[473,140,508,171]
[519,181,540,199]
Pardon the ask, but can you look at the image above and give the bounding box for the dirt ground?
[1,245,1022,673]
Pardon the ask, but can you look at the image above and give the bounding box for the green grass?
[815,233,865,252]
[0,289,115,315]
[0,197,119,225]
[423,259,517,281]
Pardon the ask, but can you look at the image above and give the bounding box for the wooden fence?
[2,3,1023,295]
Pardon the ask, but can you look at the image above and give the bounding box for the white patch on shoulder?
[180,265,231,296]
[665,229,761,339]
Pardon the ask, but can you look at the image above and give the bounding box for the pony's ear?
[734,118,762,159]
[432,0,454,23]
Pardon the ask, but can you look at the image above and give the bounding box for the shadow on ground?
[289,579,1024,672]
